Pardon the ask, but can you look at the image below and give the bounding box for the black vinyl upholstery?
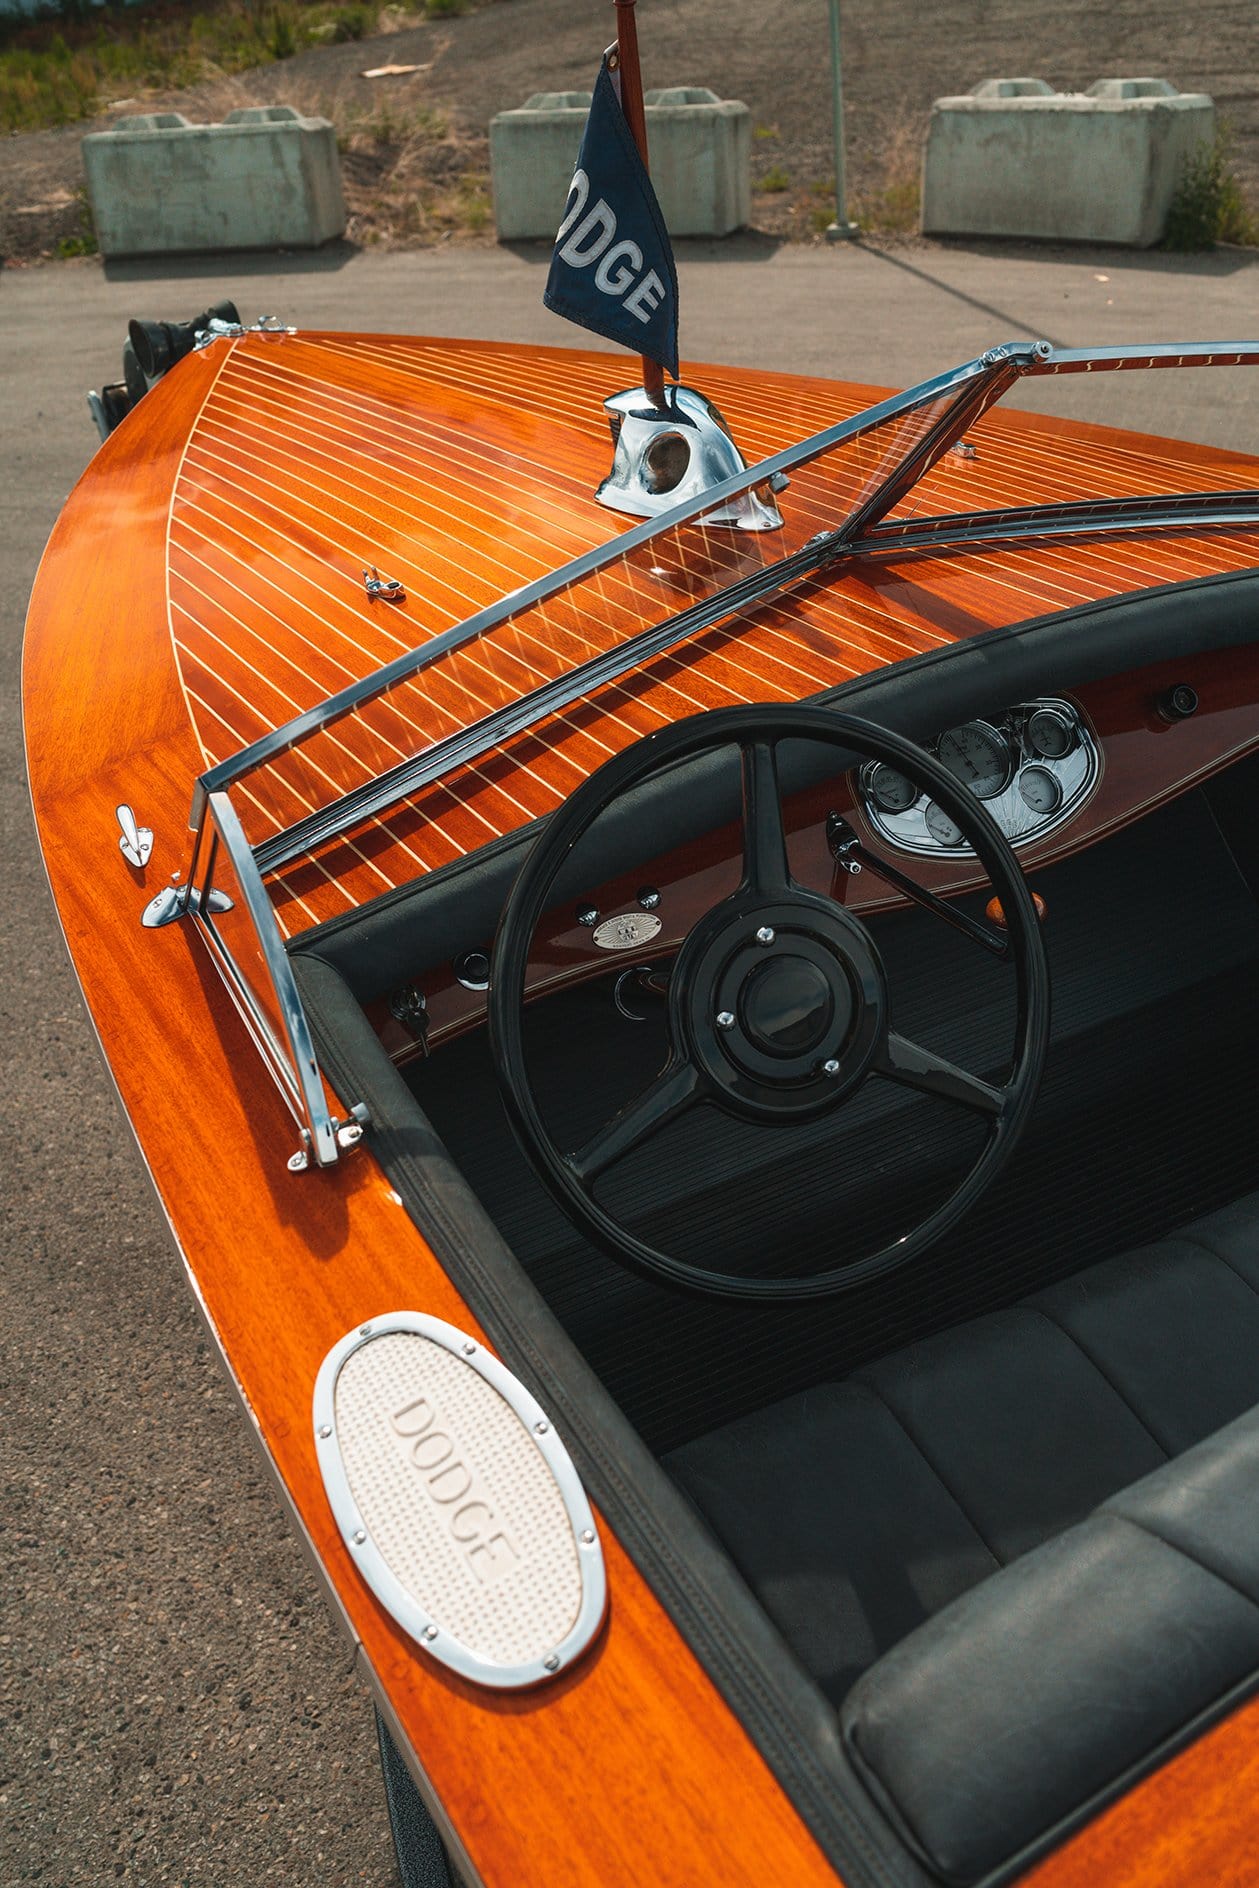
[842,1410,1259,1883]
[665,1194,1259,1879]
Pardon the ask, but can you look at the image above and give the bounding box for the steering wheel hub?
[676,894,888,1116]
[741,958,834,1054]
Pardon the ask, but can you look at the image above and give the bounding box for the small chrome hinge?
[141,883,234,929]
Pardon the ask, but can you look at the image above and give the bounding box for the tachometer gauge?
[1026,707,1076,760]
[1019,766,1063,815]
[936,721,1010,799]
[867,763,919,813]
[924,801,966,848]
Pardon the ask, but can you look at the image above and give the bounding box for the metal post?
[825,0,859,241]
[614,0,667,404]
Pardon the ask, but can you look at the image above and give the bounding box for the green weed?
[1164,131,1259,250]
[0,0,434,134]
[759,165,791,193]
[54,187,98,257]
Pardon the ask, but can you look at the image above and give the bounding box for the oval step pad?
[314,1314,607,1687]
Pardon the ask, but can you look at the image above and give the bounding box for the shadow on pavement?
[103,238,360,283]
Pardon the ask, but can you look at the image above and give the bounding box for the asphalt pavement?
[4,236,1259,1887]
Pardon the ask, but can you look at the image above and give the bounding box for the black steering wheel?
[489,705,1050,1300]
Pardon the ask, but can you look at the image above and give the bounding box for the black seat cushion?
[664,1192,1259,1708]
[841,1408,1259,1883]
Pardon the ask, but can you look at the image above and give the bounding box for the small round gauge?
[1019,766,1063,815]
[924,801,966,848]
[936,721,1011,799]
[868,763,919,813]
[1027,707,1076,761]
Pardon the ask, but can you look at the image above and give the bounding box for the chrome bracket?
[194,314,296,352]
[194,318,245,350]
[116,804,153,869]
[289,1102,370,1170]
[364,566,406,602]
[141,881,234,929]
[597,384,786,532]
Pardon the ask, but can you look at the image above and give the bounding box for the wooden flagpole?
[613,0,667,406]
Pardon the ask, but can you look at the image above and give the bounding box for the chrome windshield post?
[180,791,347,1168]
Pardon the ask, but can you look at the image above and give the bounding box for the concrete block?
[972,79,1055,98]
[490,87,750,241]
[922,81,1215,247]
[82,105,346,257]
[1087,78,1178,100]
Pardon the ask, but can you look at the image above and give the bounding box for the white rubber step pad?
[314,1313,607,1687]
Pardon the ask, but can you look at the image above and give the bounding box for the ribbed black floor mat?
[409,790,1259,1454]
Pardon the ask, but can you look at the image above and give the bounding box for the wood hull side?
[22,340,844,1887]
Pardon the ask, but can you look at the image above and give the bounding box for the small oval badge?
[592,911,663,951]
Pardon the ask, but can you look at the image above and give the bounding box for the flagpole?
[613,0,667,407]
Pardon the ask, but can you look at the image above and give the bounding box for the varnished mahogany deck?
[167,334,1259,934]
[23,331,1259,1888]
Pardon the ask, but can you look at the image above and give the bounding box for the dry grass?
[251,71,493,245]
[752,111,923,242]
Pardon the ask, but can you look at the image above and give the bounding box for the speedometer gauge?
[936,721,1010,799]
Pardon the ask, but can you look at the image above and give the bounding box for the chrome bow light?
[597,384,787,531]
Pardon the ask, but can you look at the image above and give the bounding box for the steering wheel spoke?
[740,738,793,895]
[567,1058,703,1185]
[875,1031,1005,1117]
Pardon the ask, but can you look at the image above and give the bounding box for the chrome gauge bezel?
[857,698,1098,859]
[935,718,1013,801]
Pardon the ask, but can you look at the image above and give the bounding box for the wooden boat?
[23,305,1259,1888]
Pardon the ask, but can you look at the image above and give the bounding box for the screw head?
[317,1424,332,1440]
[756,926,775,946]
[637,886,660,910]
[716,1010,736,1030]
[544,1654,560,1672]
[580,1529,595,1546]
[423,1625,438,1642]
[576,905,598,927]
[822,1058,841,1077]
[462,1341,477,1356]
[534,1419,549,1435]
[352,1529,366,1546]
[360,1323,373,1337]
[287,1150,309,1173]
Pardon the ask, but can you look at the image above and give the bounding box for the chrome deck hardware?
[364,566,406,602]
[116,804,153,869]
[597,385,786,531]
[141,882,233,929]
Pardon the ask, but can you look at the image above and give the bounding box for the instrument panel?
[371,647,1259,1066]
[859,700,1099,856]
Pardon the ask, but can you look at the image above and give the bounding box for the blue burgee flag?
[543,55,680,380]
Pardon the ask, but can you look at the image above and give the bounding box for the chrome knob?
[716,1010,736,1030]
[822,1058,841,1077]
[755,926,775,946]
